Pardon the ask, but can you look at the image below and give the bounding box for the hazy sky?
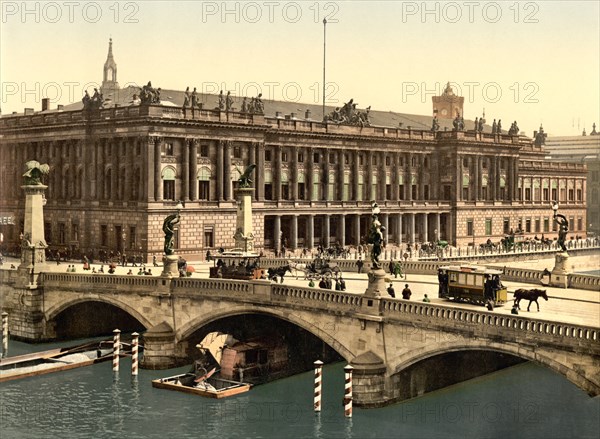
[1,0,599,136]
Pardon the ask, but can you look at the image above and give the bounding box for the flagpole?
[322,18,327,121]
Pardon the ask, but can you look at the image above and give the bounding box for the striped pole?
[1,312,8,358]
[131,332,139,376]
[314,360,323,412]
[112,329,121,372]
[344,365,353,418]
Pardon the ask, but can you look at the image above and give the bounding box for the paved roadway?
[3,254,598,328]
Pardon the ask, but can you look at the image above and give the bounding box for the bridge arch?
[177,305,354,362]
[389,340,599,397]
[45,296,154,331]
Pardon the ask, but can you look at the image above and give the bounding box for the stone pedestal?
[17,184,48,288]
[350,350,387,407]
[141,321,182,369]
[161,254,179,278]
[365,267,387,298]
[233,187,255,253]
[550,252,571,288]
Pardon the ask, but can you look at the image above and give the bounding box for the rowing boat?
[0,340,114,383]
[152,372,251,398]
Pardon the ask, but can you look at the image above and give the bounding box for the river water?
[1,339,598,439]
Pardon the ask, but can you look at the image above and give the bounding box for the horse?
[287,261,308,279]
[514,288,548,312]
[267,264,292,283]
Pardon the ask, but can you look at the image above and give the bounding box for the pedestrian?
[335,278,342,291]
[422,294,430,303]
[339,276,346,291]
[92,266,97,273]
[137,267,144,275]
[205,250,211,262]
[387,283,396,298]
[393,261,403,278]
[308,279,315,288]
[153,254,158,267]
[511,304,519,315]
[127,269,133,275]
[402,284,412,300]
[356,258,364,274]
[99,265,104,273]
[319,277,327,289]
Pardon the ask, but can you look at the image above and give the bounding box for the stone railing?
[380,298,600,353]
[271,284,363,308]
[39,272,160,291]
[568,274,600,290]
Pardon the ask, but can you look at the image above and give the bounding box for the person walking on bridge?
[402,284,412,300]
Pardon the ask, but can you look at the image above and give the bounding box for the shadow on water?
[1,339,598,439]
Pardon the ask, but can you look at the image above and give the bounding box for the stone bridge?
[2,271,599,407]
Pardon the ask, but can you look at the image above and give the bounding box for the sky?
[1,0,599,136]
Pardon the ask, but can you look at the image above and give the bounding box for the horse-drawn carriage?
[209,251,265,280]
[290,257,341,280]
[438,265,508,307]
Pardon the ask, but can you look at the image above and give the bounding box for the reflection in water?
[1,339,598,438]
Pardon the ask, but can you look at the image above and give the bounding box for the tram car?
[438,265,508,307]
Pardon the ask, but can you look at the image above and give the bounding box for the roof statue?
[139,81,161,105]
[443,82,454,96]
[324,98,371,127]
[23,160,50,185]
[534,125,547,146]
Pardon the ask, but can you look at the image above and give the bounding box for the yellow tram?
[438,265,508,307]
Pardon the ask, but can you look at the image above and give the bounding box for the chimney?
[57,105,64,111]
[42,98,50,111]
[12,111,17,115]
[24,108,34,115]
[290,112,297,119]
[285,114,291,120]
[275,111,282,118]
[305,109,311,119]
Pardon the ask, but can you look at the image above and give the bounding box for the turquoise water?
[1,339,598,438]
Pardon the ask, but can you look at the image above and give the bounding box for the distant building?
[432,82,464,119]
[545,126,599,235]
[0,40,588,261]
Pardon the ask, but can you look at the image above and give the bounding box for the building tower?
[432,82,464,119]
[101,38,119,97]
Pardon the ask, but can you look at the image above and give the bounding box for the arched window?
[297,172,306,200]
[358,174,364,201]
[264,169,273,200]
[312,171,320,200]
[281,171,289,200]
[328,171,336,200]
[197,167,211,200]
[162,167,176,200]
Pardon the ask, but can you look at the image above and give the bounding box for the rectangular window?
[281,152,288,162]
[525,219,531,233]
[359,155,364,165]
[58,223,66,244]
[298,183,305,200]
[525,188,531,201]
[551,188,558,201]
[233,146,241,158]
[71,223,79,242]
[386,184,392,199]
[204,227,214,248]
[424,185,429,200]
[535,219,541,233]
[264,184,273,200]
[345,154,350,165]
[398,157,404,166]
[467,219,474,236]
[265,150,272,162]
[443,185,451,200]
[163,142,174,156]
[552,218,557,232]
[101,225,108,247]
[560,188,567,201]
[200,144,209,157]
[373,155,378,166]
[313,153,320,163]
[371,183,378,201]
[577,217,582,231]
[543,188,549,201]
[385,156,391,166]
[298,152,304,163]
[129,226,136,249]
[485,219,492,236]
[568,189,574,201]
[281,183,289,200]
[199,181,210,200]
[163,180,175,200]
[413,185,418,200]
[481,186,488,200]
[44,222,52,244]
[399,185,404,200]
[544,218,550,232]
[462,187,469,200]
[329,154,335,164]
[503,218,510,235]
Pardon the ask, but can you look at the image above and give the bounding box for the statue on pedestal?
[236,164,256,188]
[368,202,385,269]
[552,202,569,253]
[23,161,50,185]
[162,212,180,255]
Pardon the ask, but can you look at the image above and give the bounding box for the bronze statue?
[552,202,569,253]
[162,212,180,255]
[235,164,256,188]
[23,160,50,185]
[368,202,385,269]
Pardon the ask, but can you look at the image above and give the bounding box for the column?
[338,150,345,202]
[392,153,400,201]
[274,216,281,253]
[354,214,361,246]
[274,145,282,201]
[353,150,360,200]
[456,154,462,202]
[496,157,501,201]
[490,155,496,200]
[322,150,329,201]
[339,215,346,247]
[248,142,262,201]
[417,155,424,201]
[224,141,232,200]
[217,140,224,201]
[125,138,135,201]
[291,145,298,200]
[182,139,190,202]
[436,213,441,241]
[98,140,106,200]
[380,151,386,201]
[396,214,403,246]
[474,156,480,201]
[291,215,298,250]
[407,154,413,202]
[422,213,428,242]
[367,152,373,200]
[324,215,330,247]
[256,142,265,201]
[410,213,415,244]
[307,215,314,249]
[190,139,198,201]
[382,214,389,244]
[513,158,519,201]
[111,139,119,200]
[154,137,162,201]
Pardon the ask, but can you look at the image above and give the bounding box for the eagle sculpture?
[23,161,50,185]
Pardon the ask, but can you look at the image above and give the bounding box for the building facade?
[0,45,588,261]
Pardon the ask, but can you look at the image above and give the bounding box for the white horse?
[287,260,308,279]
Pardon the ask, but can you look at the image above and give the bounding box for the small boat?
[151,372,251,398]
[0,340,115,383]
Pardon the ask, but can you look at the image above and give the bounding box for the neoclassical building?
[0,43,588,260]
